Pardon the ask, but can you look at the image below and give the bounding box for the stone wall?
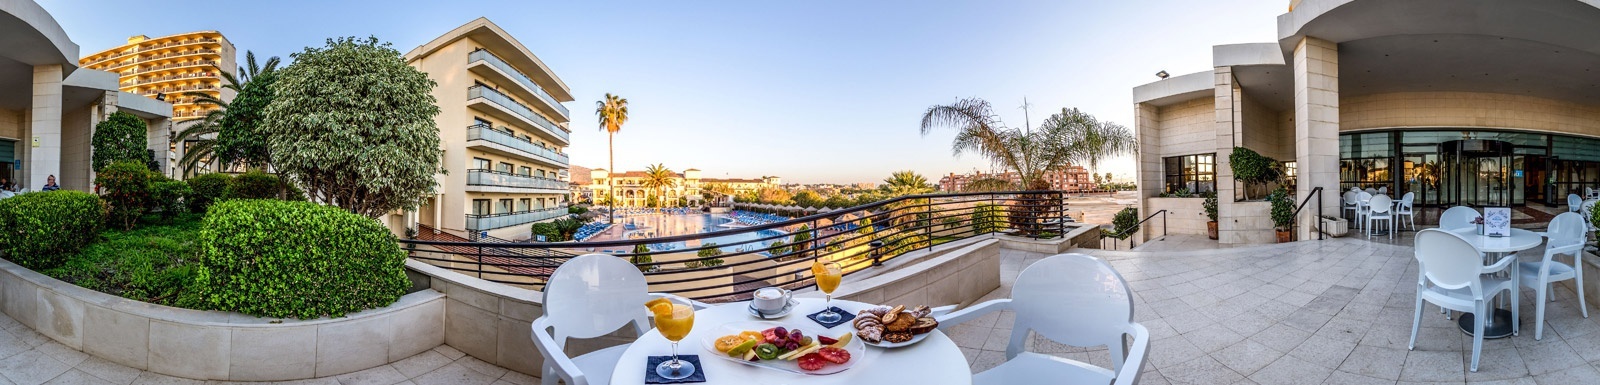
[1146,197,1208,236]
[831,239,1001,308]
[1156,97,1218,157]
[1222,201,1276,244]
[0,259,445,381]
[1341,91,1600,137]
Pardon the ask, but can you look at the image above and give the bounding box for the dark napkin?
[805,306,857,329]
[645,355,706,384]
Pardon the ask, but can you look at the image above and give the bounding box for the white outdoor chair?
[1367,194,1394,240]
[937,253,1149,385]
[1365,188,1378,196]
[1439,206,1481,232]
[1342,191,1361,226]
[1356,191,1375,232]
[531,253,705,385]
[1410,229,1518,372]
[1588,187,1599,200]
[1521,212,1589,340]
[1395,192,1416,231]
[1378,186,1388,195]
[1570,194,1584,214]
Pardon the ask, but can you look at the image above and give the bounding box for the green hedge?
[187,173,232,213]
[99,161,152,230]
[225,171,281,199]
[193,199,408,319]
[0,191,104,270]
[150,178,191,221]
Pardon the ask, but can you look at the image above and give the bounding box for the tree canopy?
[263,37,442,218]
[91,112,148,172]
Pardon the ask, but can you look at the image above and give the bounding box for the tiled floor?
[1019,236,1600,384]
[7,235,1598,384]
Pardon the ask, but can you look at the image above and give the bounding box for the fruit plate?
[699,321,865,375]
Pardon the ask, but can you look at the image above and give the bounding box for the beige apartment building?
[585,168,782,207]
[398,18,574,241]
[78,31,234,177]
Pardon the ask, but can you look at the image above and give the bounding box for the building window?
[473,158,490,170]
[518,198,531,211]
[1281,161,1298,190]
[472,199,491,215]
[496,162,513,173]
[538,170,547,178]
[474,117,491,127]
[518,166,532,176]
[1163,153,1216,194]
[497,199,513,214]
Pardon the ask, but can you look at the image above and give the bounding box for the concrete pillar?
[28,65,63,191]
[146,117,173,179]
[1134,102,1161,242]
[1214,67,1241,243]
[1293,37,1341,240]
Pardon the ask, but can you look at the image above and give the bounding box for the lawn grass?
[41,212,205,308]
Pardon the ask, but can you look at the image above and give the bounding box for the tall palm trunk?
[608,131,615,224]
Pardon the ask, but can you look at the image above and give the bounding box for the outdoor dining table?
[1445,227,1544,339]
[610,297,972,385]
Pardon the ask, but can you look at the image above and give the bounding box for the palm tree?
[173,51,280,176]
[1052,108,1136,178]
[920,98,1079,190]
[596,93,629,223]
[642,163,677,208]
[883,170,932,196]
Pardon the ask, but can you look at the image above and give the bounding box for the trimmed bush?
[149,178,192,221]
[193,199,408,319]
[100,161,153,229]
[530,222,560,241]
[0,191,104,270]
[225,170,282,200]
[186,173,232,212]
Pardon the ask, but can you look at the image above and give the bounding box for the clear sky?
[39,0,1287,184]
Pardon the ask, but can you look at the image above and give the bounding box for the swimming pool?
[615,214,788,255]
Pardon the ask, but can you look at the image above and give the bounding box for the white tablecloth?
[610,298,972,385]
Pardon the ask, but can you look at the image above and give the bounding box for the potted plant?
[1231,147,1282,200]
[1269,187,1294,243]
[1202,192,1219,240]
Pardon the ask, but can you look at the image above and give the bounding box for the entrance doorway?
[1437,139,1517,207]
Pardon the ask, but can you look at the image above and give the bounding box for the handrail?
[397,190,1072,302]
[1101,209,1167,250]
[1288,187,1326,241]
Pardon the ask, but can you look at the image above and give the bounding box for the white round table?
[1446,227,1545,338]
[610,298,972,385]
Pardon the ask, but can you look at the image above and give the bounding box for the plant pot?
[1276,229,1293,243]
[1207,221,1219,240]
[1322,217,1349,237]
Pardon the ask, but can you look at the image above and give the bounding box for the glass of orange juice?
[647,296,696,379]
[813,261,844,323]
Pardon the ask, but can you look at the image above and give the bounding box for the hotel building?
[1133,0,1600,243]
[586,168,782,207]
[399,18,574,241]
[938,166,1094,192]
[1,1,175,192]
[78,32,234,121]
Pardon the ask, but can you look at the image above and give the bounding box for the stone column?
[1214,67,1240,243]
[29,65,63,191]
[1134,102,1161,242]
[1293,37,1341,240]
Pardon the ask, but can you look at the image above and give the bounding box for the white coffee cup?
[752,287,792,314]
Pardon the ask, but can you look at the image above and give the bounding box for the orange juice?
[815,263,842,294]
[655,304,695,342]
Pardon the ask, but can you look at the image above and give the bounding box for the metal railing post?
[1317,188,1325,240]
[924,200,932,252]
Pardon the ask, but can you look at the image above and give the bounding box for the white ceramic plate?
[698,321,865,375]
[858,329,932,348]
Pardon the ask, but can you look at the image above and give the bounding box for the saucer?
[747,299,800,319]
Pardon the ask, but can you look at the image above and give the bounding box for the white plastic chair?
[1570,194,1584,214]
[1409,229,1518,372]
[1367,195,1394,240]
[531,253,705,385]
[1378,186,1387,195]
[1395,192,1416,231]
[1521,212,1589,340]
[1365,188,1378,196]
[1439,206,1481,232]
[1356,191,1374,230]
[937,254,1148,385]
[1342,191,1361,226]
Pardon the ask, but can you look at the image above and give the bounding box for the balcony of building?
[464,205,569,232]
[467,49,569,122]
[466,124,568,168]
[465,169,568,194]
[466,85,569,145]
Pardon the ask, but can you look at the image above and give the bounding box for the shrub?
[193,199,408,319]
[225,170,283,200]
[149,178,192,221]
[971,204,1002,234]
[1202,192,1218,222]
[1269,187,1295,231]
[686,243,725,268]
[629,244,654,273]
[43,214,202,305]
[530,222,560,242]
[1231,147,1281,200]
[568,205,588,215]
[186,173,233,212]
[1103,207,1139,240]
[100,161,153,229]
[91,111,148,172]
[0,191,103,270]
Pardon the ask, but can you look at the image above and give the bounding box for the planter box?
[1321,217,1350,237]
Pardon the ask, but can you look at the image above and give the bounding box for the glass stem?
[670,341,680,368]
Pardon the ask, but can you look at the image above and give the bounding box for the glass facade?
[1163,153,1216,194]
[1340,129,1600,207]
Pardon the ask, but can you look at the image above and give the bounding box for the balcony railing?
[122,71,219,87]
[466,124,569,166]
[468,49,569,118]
[138,49,218,63]
[134,60,219,74]
[465,206,571,232]
[467,85,569,143]
[400,190,1073,301]
[467,169,568,191]
[141,84,218,96]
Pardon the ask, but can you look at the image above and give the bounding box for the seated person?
[41,175,60,192]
